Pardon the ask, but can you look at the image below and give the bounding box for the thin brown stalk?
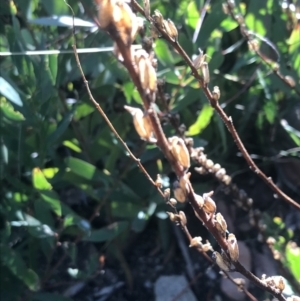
[131,0,300,212]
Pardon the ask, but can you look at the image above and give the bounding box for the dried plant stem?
[131,0,300,212]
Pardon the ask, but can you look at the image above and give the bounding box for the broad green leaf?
[245,13,266,37]
[263,100,277,124]
[65,157,111,185]
[155,40,174,66]
[63,140,82,153]
[32,168,52,190]
[83,221,129,242]
[220,18,238,32]
[286,242,300,282]
[40,190,62,216]
[0,245,40,291]
[0,97,25,121]
[0,77,23,106]
[186,104,214,136]
[185,1,199,30]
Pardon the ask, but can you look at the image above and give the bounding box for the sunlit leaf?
[186,104,214,136]
[0,77,23,106]
[32,168,52,190]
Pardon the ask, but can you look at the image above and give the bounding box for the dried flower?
[248,39,260,52]
[169,136,190,169]
[215,168,226,180]
[227,233,239,262]
[192,48,206,70]
[212,86,221,102]
[212,163,221,173]
[212,251,231,271]
[215,213,227,237]
[153,9,164,28]
[222,3,229,15]
[95,0,115,29]
[179,173,191,194]
[166,211,181,223]
[222,175,232,185]
[155,174,163,188]
[205,159,214,169]
[124,105,156,142]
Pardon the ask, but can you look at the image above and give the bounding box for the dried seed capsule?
[215,213,227,237]
[195,193,204,208]
[202,242,213,252]
[164,19,178,41]
[179,211,187,226]
[212,251,231,271]
[222,3,229,15]
[192,48,206,70]
[248,39,260,52]
[212,163,221,173]
[124,105,156,142]
[212,86,220,101]
[215,168,226,179]
[166,212,180,223]
[173,181,186,203]
[169,136,190,170]
[169,198,177,206]
[205,159,214,169]
[222,175,232,185]
[201,62,210,85]
[285,75,296,88]
[143,0,150,18]
[164,188,170,201]
[227,233,239,262]
[194,167,206,174]
[203,192,216,214]
[179,173,191,194]
[156,174,163,188]
[96,0,115,29]
[153,9,164,28]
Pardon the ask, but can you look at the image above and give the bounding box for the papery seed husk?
[143,0,150,18]
[201,62,210,85]
[153,9,164,28]
[195,193,204,208]
[166,19,178,41]
[156,174,163,188]
[205,159,214,169]
[164,188,170,201]
[194,166,206,174]
[192,49,205,70]
[222,175,232,185]
[202,242,213,252]
[169,137,190,169]
[212,251,231,271]
[212,86,221,101]
[96,0,115,29]
[174,186,186,203]
[203,196,216,214]
[212,163,221,173]
[169,198,177,206]
[145,59,157,92]
[227,233,239,261]
[248,39,260,52]
[131,17,144,41]
[222,3,229,14]
[285,75,296,87]
[216,168,226,179]
[216,213,227,233]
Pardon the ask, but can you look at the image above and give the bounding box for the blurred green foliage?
[0,0,300,300]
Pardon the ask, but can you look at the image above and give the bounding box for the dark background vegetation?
[0,0,300,300]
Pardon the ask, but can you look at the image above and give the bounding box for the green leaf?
[0,97,25,121]
[286,243,300,282]
[65,157,110,183]
[83,221,129,242]
[263,100,277,124]
[186,104,214,136]
[40,190,62,216]
[245,13,266,37]
[32,168,52,190]
[63,140,82,153]
[154,40,174,66]
[185,1,200,30]
[0,245,40,291]
[0,77,23,106]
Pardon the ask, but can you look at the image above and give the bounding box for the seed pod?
[131,17,144,41]
[212,86,221,101]
[195,193,204,208]
[194,167,206,175]
[153,9,164,28]
[155,174,163,188]
[124,105,156,142]
[205,159,214,169]
[227,233,239,262]
[169,198,177,206]
[274,276,285,291]
[164,188,170,201]
[202,241,213,252]
[96,0,115,29]
[212,163,221,173]
[203,192,216,214]
[192,48,206,70]
[189,236,203,248]
[215,213,227,237]
[222,3,229,14]
[173,181,186,203]
[179,211,187,226]
[166,212,181,223]
[169,136,190,169]
[143,0,150,18]
[212,251,231,271]
[285,75,296,88]
[164,19,178,41]
[248,39,260,52]
[222,175,232,185]
[201,62,210,85]
[179,173,191,194]
[145,59,157,92]
[215,168,226,179]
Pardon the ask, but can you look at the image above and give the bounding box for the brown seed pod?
[215,213,227,237]
[163,188,170,201]
[284,75,296,88]
[189,236,203,248]
[212,251,231,271]
[166,212,180,223]
[212,86,221,101]
[227,233,239,262]
[153,9,164,28]
[164,19,178,41]
[203,192,216,214]
[143,0,150,18]
[173,181,186,203]
[155,174,163,188]
[169,198,177,206]
[192,48,206,70]
[201,62,210,85]
[222,175,232,185]
[194,193,204,208]
[169,136,190,169]
[179,211,187,226]
[124,105,156,143]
